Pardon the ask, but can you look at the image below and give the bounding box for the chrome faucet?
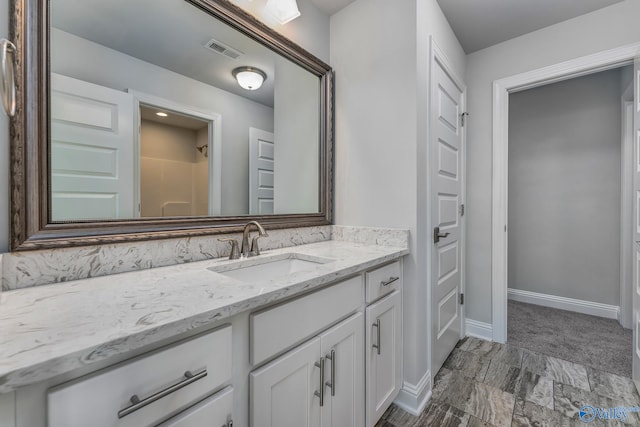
[241,221,269,257]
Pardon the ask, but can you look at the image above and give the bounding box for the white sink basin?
[208,253,334,282]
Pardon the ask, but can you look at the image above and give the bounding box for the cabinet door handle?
[314,357,325,407]
[380,276,399,287]
[0,39,16,117]
[117,369,207,418]
[325,349,336,396]
[372,319,381,355]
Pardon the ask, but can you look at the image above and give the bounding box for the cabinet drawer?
[251,276,362,366]
[47,325,232,427]
[157,386,233,427]
[365,261,401,304]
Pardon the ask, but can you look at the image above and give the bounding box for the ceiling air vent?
[204,38,243,60]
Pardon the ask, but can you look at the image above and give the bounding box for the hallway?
[377,336,640,426]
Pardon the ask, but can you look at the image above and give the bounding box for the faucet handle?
[250,233,268,256]
[218,238,240,260]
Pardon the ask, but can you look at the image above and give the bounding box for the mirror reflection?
[49,0,321,221]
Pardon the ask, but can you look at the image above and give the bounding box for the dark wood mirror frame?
[9,0,333,251]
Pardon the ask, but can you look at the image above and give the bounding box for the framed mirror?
[9,0,333,250]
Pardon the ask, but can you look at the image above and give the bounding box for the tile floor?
[376,337,640,427]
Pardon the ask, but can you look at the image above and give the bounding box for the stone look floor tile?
[460,338,524,368]
[553,382,621,425]
[436,370,515,427]
[516,369,554,410]
[521,350,590,391]
[379,335,637,427]
[443,348,491,382]
[512,399,581,427]
[483,360,522,396]
[413,401,470,427]
[588,367,640,406]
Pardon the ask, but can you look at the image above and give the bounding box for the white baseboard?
[508,288,620,320]
[394,370,431,416]
[465,319,493,341]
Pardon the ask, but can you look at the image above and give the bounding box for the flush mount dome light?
[156,112,168,117]
[265,0,301,24]
[232,66,267,91]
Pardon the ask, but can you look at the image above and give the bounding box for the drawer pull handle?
[117,369,208,418]
[380,276,399,287]
[314,357,325,407]
[372,319,381,355]
[325,349,336,396]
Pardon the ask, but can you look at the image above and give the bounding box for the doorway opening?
[130,91,222,217]
[491,43,640,386]
[505,65,633,377]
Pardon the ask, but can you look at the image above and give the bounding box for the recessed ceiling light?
[156,112,168,117]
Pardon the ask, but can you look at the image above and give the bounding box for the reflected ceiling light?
[156,112,168,117]
[232,66,267,91]
[265,0,301,24]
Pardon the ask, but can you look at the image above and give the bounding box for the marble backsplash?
[1,225,409,291]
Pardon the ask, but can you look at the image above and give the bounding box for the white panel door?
[633,57,640,392]
[249,127,275,215]
[365,291,402,427]
[50,73,134,220]
[319,312,364,427]
[250,337,321,427]
[430,54,465,377]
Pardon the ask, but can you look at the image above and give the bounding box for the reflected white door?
[430,49,465,377]
[51,73,134,220]
[249,127,275,214]
[633,57,640,392]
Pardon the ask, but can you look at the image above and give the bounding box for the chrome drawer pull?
[325,349,336,396]
[314,357,325,406]
[372,319,381,355]
[380,276,399,287]
[117,369,208,418]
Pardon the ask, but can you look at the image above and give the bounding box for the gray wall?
[465,0,640,323]
[508,69,623,305]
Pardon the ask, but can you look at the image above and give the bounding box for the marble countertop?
[0,240,408,393]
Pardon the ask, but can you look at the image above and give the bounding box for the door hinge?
[460,112,469,127]
[460,293,464,305]
[459,204,465,217]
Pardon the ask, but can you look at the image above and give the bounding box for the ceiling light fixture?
[265,0,301,24]
[232,66,267,91]
[156,112,168,117]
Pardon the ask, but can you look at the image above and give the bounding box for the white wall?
[465,0,640,323]
[331,0,465,408]
[508,69,623,305]
[228,0,329,63]
[273,56,319,213]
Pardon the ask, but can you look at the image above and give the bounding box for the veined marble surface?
[0,239,408,393]
[332,225,410,248]
[2,226,332,291]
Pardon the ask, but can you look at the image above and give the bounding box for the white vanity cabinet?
[250,312,364,427]
[47,325,232,427]
[157,386,234,427]
[365,261,403,427]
